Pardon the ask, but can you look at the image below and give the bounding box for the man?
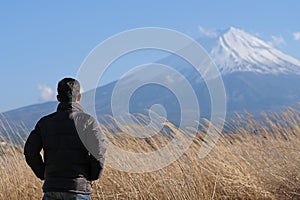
[24,78,106,200]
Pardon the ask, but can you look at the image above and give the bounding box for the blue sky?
[1,1,300,112]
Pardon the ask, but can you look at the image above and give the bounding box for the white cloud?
[293,32,300,40]
[38,84,55,102]
[198,26,218,38]
[165,75,174,84]
[268,35,286,47]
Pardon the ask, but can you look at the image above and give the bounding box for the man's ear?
[76,93,82,102]
[57,95,61,102]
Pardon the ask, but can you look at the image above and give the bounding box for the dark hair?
[57,78,80,102]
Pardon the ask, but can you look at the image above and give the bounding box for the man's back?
[24,78,106,199]
[44,102,96,193]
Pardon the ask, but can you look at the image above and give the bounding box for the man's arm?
[88,118,107,180]
[89,153,104,181]
[81,116,107,180]
[74,113,107,180]
[24,123,45,180]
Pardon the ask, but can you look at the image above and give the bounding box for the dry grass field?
[0,107,299,199]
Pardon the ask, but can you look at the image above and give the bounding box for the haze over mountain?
[2,27,300,135]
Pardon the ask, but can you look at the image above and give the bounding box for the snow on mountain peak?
[210,27,300,74]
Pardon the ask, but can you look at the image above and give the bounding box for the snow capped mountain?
[209,27,300,74]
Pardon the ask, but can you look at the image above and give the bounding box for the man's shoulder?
[71,111,98,124]
[37,112,58,123]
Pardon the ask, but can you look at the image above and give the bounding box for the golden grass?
[0,107,299,200]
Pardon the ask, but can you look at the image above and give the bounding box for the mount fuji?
[2,27,300,134]
[207,27,300,75]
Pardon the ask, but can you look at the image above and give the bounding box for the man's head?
[57,78,81,102]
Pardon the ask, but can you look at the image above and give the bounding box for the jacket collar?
[57,102,85,112]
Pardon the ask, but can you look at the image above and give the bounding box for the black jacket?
[24,102,106,194]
